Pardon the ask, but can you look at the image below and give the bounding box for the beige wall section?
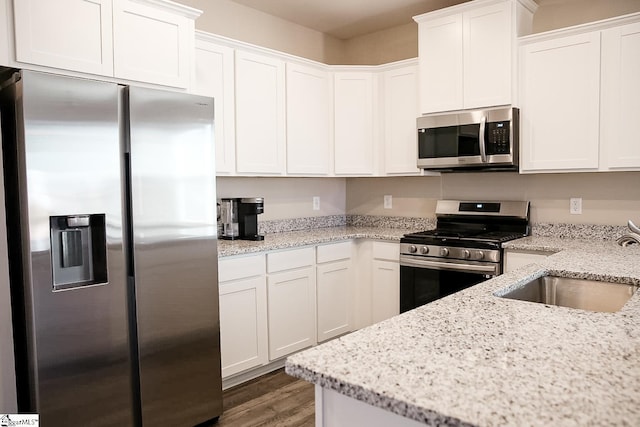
[218,177,347,221]
[533,0,640,33]
[175,0,346,63]
[339,23,418,65]
[346,173,640,226]
[346,177,441,218]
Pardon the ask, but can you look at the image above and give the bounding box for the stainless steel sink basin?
[497,276,638,313]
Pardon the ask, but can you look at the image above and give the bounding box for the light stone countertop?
[285,238,640,426]
[218,226,414,257]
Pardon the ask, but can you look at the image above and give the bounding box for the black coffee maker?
[238,197,264,241]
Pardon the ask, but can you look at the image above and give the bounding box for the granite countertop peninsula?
[285,236,640,426]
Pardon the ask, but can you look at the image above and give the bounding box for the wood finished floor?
[216,369,315,427]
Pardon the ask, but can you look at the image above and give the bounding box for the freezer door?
[127,87,222,425]
[1,71,134,426]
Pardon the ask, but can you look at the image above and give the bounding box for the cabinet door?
[13,0,114,76]
[334,72,375,175]
[520,32,601,172]
[417,13,463,114]
[267,267,316,360]
[383,65,420,175]
[317,260,352,342]
[463,2,511,109]
[113,0,192,88]
[194,39,236,174]
[371,260,399,324]
[235,51,286,174]
[219,276,268,378]
[286,63,331,175]
[601,22,640,170]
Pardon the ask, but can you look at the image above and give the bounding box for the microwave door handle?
[479,115,487,163]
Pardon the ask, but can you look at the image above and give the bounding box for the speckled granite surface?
[219,215,435,257]
[285,240,640,426]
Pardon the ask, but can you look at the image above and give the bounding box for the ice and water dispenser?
[49,214,108,291]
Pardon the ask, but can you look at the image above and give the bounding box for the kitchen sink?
[497,275,638,313]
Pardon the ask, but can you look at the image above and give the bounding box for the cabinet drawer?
[372,242,399,261]
[267,247,314,273]
[219,254,265,282]
[317,241,352,263]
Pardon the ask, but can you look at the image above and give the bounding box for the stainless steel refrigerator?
[0,70,222,426]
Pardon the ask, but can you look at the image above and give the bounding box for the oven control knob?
[420,246,429,254]
[409,245,417,253]
[440,248,449,256]
[475,250,485,260]
[462,249,470,259]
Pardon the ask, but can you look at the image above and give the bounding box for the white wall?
[346,172,640,226]
[217,177,347,220]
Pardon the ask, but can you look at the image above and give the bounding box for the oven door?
[399,256,499,313]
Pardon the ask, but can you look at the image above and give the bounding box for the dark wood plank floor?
[216,369,315,427]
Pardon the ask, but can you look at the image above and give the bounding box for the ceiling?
[229,0,472,39]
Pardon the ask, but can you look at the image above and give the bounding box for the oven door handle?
[400,256,498,275]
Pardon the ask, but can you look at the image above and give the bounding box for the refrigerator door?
[127,87,222,425]
[0,71,134,425]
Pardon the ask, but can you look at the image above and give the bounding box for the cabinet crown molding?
[413,0,538,23]
[519,11,640,45]
[128,0,202,19]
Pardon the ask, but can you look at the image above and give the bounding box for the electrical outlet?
[384,195,392,209]
[570,198,582,215]
[313,196,320,211]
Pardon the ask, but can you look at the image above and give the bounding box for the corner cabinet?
[286,63,332,175]
[414,0,537,114]
[519,14,640,173]
[333,71,377,175]
[235,51,286,174]
[10,0,200,88]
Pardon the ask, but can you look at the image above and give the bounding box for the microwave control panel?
[486,121,511,154]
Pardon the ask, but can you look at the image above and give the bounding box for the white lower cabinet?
[316,241,353,342]
[267,247,316,360]
[371,242,400,324]
[218,254,268,379]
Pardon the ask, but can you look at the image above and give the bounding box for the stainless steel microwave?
[417,106,519,171]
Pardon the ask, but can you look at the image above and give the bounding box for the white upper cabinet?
[600,21,640,170]
[193,34,236,175]
[112,0,196,88]
[381,63,420,175]
[519,13,640,173]
[286,63,332,175]
[10,0,199,88]
[235,50,286,174]
[333,71,376,175]
[13,0,114,76]
[414,0,536,114]
[519,32,601,172]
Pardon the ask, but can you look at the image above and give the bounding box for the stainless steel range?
[400,200,530,313]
